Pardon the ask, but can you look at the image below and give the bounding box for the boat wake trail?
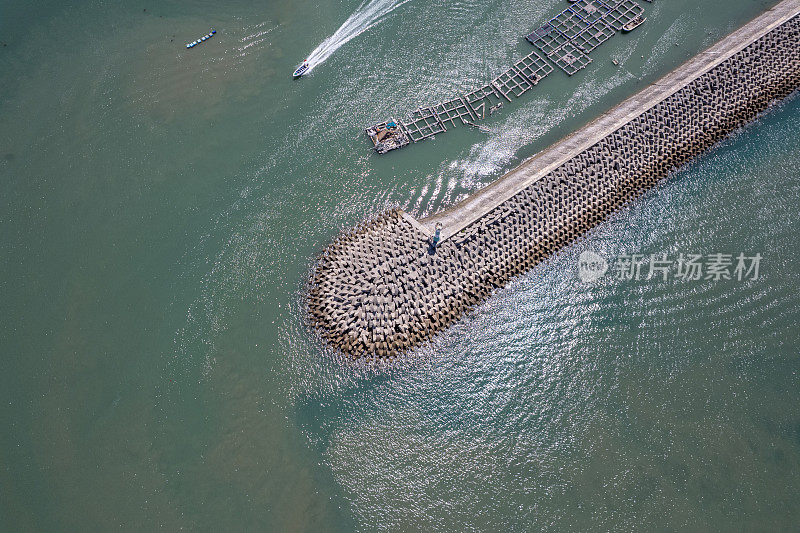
[303,0,413,72]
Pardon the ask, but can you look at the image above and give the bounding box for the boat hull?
[622,17,646,32]
[293,64,310,78]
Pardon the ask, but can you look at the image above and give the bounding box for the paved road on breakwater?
[417,0,800,241]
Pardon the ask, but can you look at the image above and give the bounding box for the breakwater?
[309,0,800,360]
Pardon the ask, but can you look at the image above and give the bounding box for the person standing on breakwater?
[428,223,443,254]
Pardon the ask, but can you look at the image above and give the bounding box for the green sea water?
[1,0,799,530]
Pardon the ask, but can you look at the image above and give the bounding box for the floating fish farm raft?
[366,0,646,154]
[311,0,800,361]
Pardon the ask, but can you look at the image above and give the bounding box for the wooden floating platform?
[367,0,647,153]
[366,120,411,154]
[528,0,643,74]
[604,0,645,32]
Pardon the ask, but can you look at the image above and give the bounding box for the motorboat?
[293,60,310,78]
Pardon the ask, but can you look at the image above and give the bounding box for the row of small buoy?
[307,15,800,361]
[186,29,216,49]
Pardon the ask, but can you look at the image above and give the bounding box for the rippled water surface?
[1,0,798,530]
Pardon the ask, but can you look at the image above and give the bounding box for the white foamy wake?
[301,0,413,72]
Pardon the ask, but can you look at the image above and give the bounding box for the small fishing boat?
[186,29,216,49]
[622,15,645,32]
[293,60,310,78]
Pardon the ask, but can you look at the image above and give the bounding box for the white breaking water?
[301,0,413,72]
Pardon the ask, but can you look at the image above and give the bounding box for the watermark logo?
[578,250,609,282]
[577,251,762,283]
